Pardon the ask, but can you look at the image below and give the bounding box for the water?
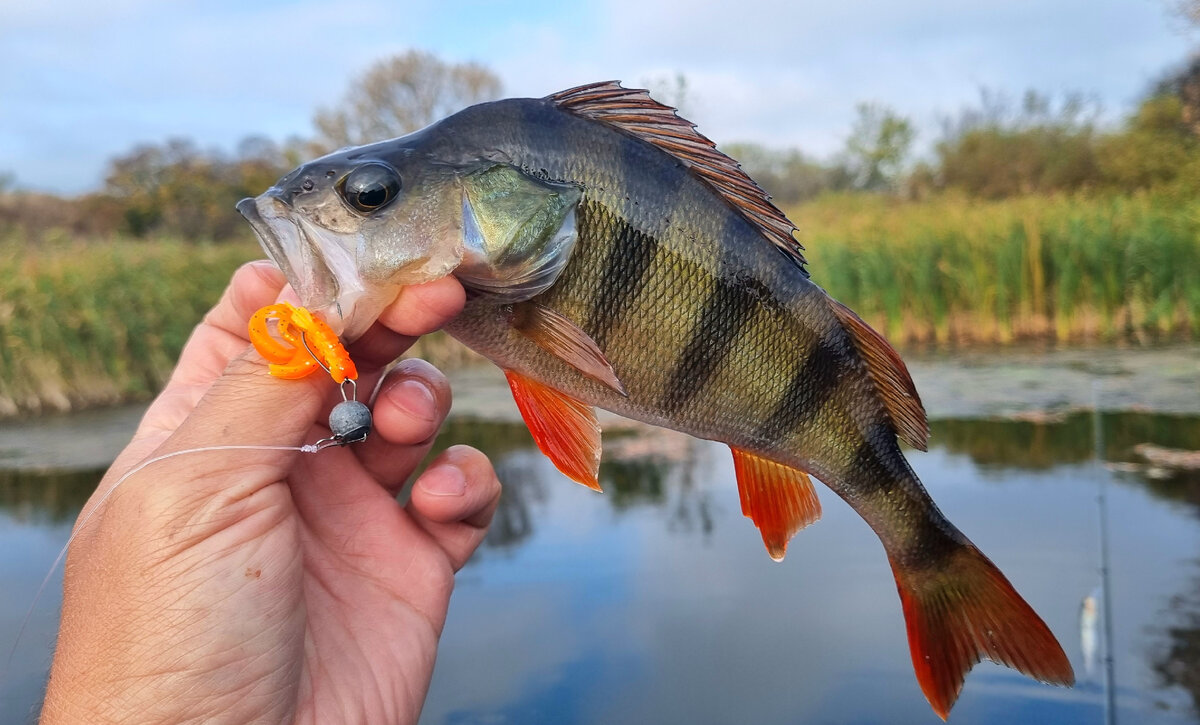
[2,412,1199,724]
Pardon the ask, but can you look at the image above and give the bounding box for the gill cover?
[457,164,582,302]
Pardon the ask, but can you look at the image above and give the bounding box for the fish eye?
[339,163,401,213]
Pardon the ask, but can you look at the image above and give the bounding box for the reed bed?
[792,193,1200,346]
[0,238,256,415]
[2,192,1197,416]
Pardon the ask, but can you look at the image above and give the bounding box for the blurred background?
[2,1,1200,724]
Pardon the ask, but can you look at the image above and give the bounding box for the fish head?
[237,134,465,339]
[239,117,584,339]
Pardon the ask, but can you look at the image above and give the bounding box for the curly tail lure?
[248,302,372,446]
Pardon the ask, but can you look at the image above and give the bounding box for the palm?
[289,451,458,725]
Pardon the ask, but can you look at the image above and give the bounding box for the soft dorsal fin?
[829,299,929,450]
[547,81,808,275]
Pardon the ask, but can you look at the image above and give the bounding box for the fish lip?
[236,193,383,338]
[236,194,341,322]
[236,197,291,279]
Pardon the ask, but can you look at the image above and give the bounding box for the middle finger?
[352,360,452,496]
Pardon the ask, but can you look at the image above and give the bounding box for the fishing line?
[1091,381,1118,725]
[6,441,340,673]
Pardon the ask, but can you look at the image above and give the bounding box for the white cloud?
[1,0,1195,192]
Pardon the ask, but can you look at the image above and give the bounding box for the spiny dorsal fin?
[547,81,808,275]
[829,299,929,450]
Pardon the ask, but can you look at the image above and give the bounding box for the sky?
[1,0,1196,194]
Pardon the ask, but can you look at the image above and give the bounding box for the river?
[1,345,1198,724]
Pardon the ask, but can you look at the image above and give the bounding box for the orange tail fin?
[890,545,1074,720]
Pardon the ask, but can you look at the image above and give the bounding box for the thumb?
[109,263,333,518]
[160,272,333,477]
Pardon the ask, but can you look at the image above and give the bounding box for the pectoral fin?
[512,303,627,395]
[731,447,822,561]
[505,370,602,491]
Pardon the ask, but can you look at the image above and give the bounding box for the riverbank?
[3,344,1195,472]
[3,192,1198,419]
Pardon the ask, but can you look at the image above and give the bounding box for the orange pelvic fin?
[730,447,821,561]
[512,303,627,396]
[829,298,928,451]
[891,545,1074,720]
[505,370,603,491]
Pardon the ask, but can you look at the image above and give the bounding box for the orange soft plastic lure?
[248,303,358,384]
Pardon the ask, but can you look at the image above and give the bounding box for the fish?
[236,81,1073,719]
[1080,590,1099,678]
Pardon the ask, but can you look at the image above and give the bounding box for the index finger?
[376,276,466,338]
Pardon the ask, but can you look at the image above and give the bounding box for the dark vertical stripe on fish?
[582,202,660,347]
[753,337,844,444]
[849,422,904,491]
[659,266,770,414]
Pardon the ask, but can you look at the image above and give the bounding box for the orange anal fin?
[512,303,627,396]
[730,447,821,561]
[505,370,603,491]
[829,298,929,451]
[891,545,1074,720]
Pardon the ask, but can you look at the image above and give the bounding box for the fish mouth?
[236,195,371,338]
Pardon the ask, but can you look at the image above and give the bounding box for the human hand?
[41,262,500,725]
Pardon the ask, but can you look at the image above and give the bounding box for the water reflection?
[1151,559,1200,717]
[930,412,1200,470]
[0,467,101,524]
[3,412,1200,725]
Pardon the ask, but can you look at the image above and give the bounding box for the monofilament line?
[6,443,325,672]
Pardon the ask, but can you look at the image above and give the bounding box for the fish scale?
[239,81,1074,720]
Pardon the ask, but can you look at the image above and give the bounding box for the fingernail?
[422,466,466,496]
[277,285,303,306]
[396,379,436,419]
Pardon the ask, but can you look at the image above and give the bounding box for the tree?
[102,136,294,240]
[842,103,915,191]
[1175,0,1200,26]
[723,143,845,205]
[934,90,1099,198]
[313,51,501,150]
[1155,55,1200,138]
[1097,93,1198,191]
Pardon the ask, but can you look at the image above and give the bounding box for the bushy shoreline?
[2,191,1196,418]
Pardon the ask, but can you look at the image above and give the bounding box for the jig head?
[249,302,371,446]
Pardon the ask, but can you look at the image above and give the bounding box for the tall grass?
[0,236,476,416]
[0,237,257,415]
[793,193,1200,345]
[1,192,1197,417]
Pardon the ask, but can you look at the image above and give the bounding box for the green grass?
[2,191,1199,416]
[792,192,1200,345]
[0,237,258,415]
